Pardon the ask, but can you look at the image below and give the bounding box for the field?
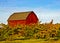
[0,22,60,43]
[0,39,60,43]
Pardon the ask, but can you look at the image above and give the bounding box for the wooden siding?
[26,12,38,24]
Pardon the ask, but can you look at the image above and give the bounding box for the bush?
[0,23,60,41]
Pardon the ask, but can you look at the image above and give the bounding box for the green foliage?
[0,23,60,41]
[24,26,34,38]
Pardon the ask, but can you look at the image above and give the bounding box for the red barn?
[7,11,38,27]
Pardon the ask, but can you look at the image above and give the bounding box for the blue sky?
[0,0,60,24]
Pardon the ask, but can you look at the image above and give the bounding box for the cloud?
[0,7,60,24]
[33,7,60,23]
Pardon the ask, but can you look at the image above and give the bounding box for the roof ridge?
[14,11,33,14]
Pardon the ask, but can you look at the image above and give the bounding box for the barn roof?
[8,11,33,21]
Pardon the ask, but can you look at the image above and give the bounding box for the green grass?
[0,39,60,43]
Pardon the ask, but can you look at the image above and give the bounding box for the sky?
[0,0,60,24]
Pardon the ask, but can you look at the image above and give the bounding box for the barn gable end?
[26,12,38,24]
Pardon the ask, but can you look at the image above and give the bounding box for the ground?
[0,39,60,43]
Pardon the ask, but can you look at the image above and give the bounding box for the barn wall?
[26,12,38,24]
[8,20,26,27]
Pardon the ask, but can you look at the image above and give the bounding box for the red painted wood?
[26,12,38,24]
[8,20,26,27]
[8,12,38,27]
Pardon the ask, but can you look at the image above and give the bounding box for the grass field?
[0,39,60,43]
